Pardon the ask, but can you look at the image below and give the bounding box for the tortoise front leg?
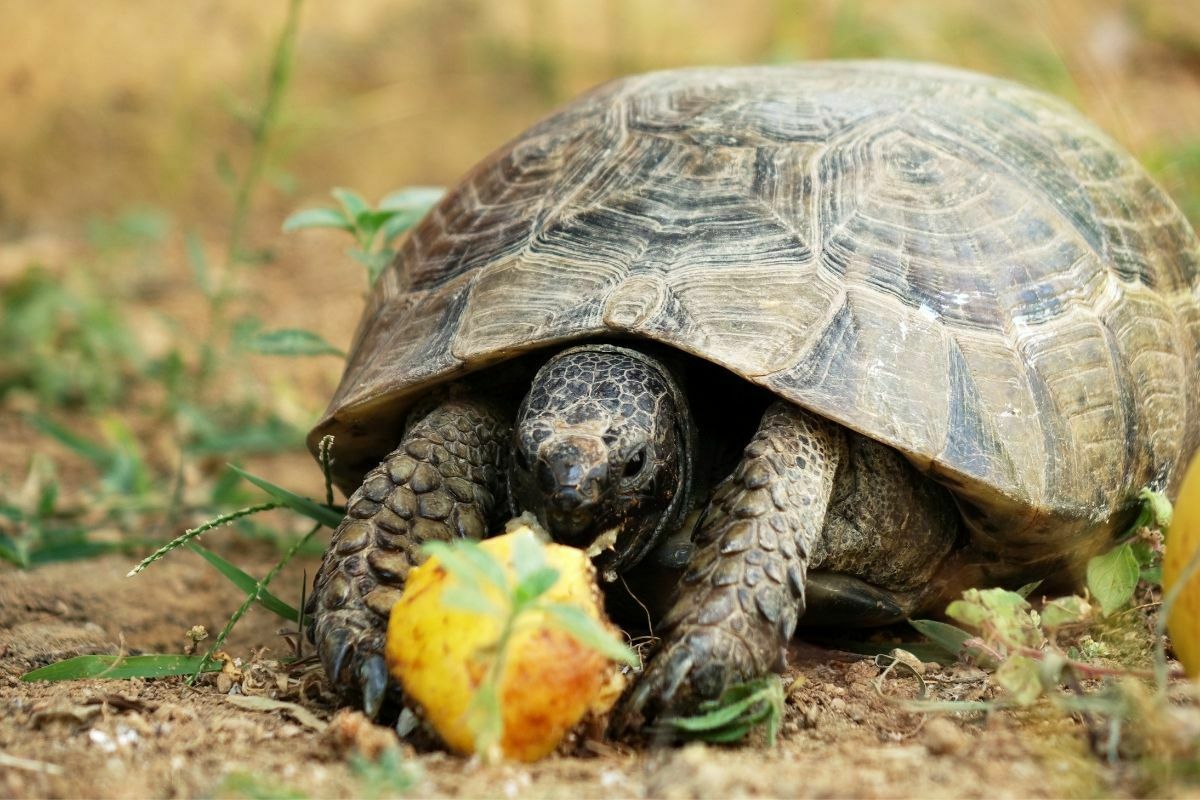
[616,402,844,728]
[307,395,511,717]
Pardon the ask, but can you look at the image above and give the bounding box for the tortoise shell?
[311,61,1200,576]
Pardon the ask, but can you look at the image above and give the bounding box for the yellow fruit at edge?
[1164,454,1200,677]
[385,527,626,762]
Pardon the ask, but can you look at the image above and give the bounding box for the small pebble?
[923,717,968,756]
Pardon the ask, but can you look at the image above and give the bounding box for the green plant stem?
[224,0,304,272]
[966,634,1164,680]
[192,520,321,682]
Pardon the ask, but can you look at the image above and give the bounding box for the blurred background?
[3,0,1200,563]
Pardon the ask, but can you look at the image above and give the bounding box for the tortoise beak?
[539,436,608,545]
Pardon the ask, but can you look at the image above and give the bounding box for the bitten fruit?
[385,525,628,761]
[1165,455,1200,677]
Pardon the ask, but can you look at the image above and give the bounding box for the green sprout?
[283,186,444,286]
[658,675,785,746]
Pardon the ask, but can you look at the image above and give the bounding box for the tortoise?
[304,61,1200,728]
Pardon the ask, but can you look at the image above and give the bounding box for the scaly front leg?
[307,396,511,717]
[616,402,844,729]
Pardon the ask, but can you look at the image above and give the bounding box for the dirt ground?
[5,2,1200,798]
[1,550,1117,799]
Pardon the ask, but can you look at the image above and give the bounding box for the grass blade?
[242,327,344,357]
[228,466,343,528]
[187,543,299,622]
[909,618,973,658]
[22,654,220,682]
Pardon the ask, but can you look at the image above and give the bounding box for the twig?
[0,752,64,775]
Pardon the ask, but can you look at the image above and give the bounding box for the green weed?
[0,267,142,410]
[658,676,785,746]
[283,186,442,286]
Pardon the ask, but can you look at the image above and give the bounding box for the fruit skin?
[385,528,626,762]
[1165,455,1200,677]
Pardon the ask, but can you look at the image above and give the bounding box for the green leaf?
[377,187,444,242]
[0,532,28,567]
[908,618,973,658]
[467,682,503,759]
[242,327,344,358]
[187,543,299,622]
[29,415,116,470]
[227,466,343,529]
[22,654,221,682]
[282,206,353,233]
[1015,581,1042,599]
[539,602,638,666]
[1087,542,1140,616]
[1040,595,1091,630]
[1139,487,1173,530]
[945,599,988,628]
[30,536,157,565]
[353,210,397,239]
[379,186,445,212]
[424,540,509,593]
[513,566,560,606]
[660,677,784,745]
[663,689,765,732]
[510,528,546,581]
[995,655,1043,705]
[441,584,503,617]
[331,188,370,223]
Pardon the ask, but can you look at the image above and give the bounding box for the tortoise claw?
[320,626,353,685]
[610,638,697,737]
[359,654,389,720]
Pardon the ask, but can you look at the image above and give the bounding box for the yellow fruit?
[385,526,627,762]
[1165,454,1200,677]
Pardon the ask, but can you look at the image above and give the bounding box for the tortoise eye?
[623,447,646,479]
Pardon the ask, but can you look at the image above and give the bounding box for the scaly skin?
[615,402,845,726]
[306,396,511,717]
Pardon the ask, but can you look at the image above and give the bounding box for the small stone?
[829,697,847,713]
[923,717,968,756]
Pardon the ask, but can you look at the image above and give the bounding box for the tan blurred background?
[4,0,1200,236]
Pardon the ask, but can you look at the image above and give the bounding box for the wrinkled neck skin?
[507,344,696,579]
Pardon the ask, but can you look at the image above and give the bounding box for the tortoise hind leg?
[307,395,511,717]
[615,401,845,728]
[803,434,960,624]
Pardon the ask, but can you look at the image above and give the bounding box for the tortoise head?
[507,344,695,576]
